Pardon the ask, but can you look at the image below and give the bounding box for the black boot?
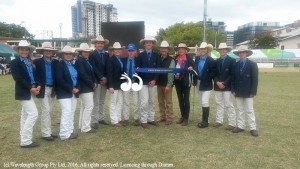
[198,107,209,128]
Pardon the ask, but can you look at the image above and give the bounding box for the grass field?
[0,70,299,169]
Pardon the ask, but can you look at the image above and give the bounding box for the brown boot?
[176,117,184,124]
[141,123,149,129]
[181,119,188,126]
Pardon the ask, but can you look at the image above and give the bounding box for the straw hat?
[207,44,214,51]
[59,45,76,55]
[160,40,172,49]
[140,36,157,44]
[76,43,93,52]
[198,42,208,49]
[109,42,125,50]
[233,45,253,57]
[216,43,231,52]
[13,40,35,53]
[91,35,109,45]
[36,42,58,54]
[175,43,189,51]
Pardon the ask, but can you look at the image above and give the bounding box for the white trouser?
[215,91,236,126]
[91,84,107,123]
[109,90,123,124]
[39,87,54,137]
[19,96,38,146]
[236,97,257,130]
[139,85,156,123]
[58,95,77,140]
[197,80,211,107]
[122,89,139,121]
[79,92,94,132]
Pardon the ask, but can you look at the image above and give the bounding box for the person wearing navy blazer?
[55,46,79,140]
[191,42,216,129]
[121,43,140,126]
[107,42,125,127]
[212,43,236,130]
[174,43,196,126]
[33,42,59,141]
[75,43,96,133]
[136,36,161,129]
[89,35,110,128]
[231,45,259,137]
[10,40,40,148]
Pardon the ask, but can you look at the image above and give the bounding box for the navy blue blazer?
[174,55,196,87]
[11,56,38,100]
[214,56,236,91]
[136,51,161,84]
[232,59,258,97]
[33,58,58,98]
[89,50,109,83]
[75,57,96,94]
[107,55,125,90]
[54,60,79,99]
[193,56,216,91]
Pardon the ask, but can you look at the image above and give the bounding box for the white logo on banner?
[120,73,143,91]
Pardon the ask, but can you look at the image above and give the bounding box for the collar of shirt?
[64,60,73,65]
[97,49,105,55]
[44,57,52,64]
[200,56,207,60]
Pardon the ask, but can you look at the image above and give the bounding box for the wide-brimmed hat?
[160,40,172,49]
[91,35,109,45]
[198,42,208,49]
[233,45,253,57]
[109,42,125,50]
[76,43,93,52]
[207,44,214,51]
[36,42,58,54]
[59,45,76,55]
[217,43,231,52]
[139,36,157,44]
[13,40,35,53]
[175,43,189,50]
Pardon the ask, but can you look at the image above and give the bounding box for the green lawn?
[0,72,299,169]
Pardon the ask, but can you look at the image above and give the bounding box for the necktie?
[147,52,151,61]
[240,61,245,74]
[129,59,133,79]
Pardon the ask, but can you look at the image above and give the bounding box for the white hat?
[199,42,208,49]
[109,42,124,50]
[13,40,35,53]
[76,43,93,52]
[91,35,109,45]
[36,42,58,54]
[175,43,189,51]
[207,44,214,51]
[59,45,75,55]
[160,40,172,49]
[217,43,231,52]
[140,36,157,44]
[233,45,253,57]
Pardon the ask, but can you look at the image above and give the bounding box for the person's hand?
[36,86,41,92]
[217,81,225,89]
[109,88,114,94]
[100,79,107,85]
[93,83,97,90]
[30,87,39,95]
[232,92,236,97]
[72,88,79,94]
[175,75,180,79]
[187,66,193,71]
[149,80,156,87]
[164,86,171,93]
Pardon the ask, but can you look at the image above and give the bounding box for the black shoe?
[21,142,39,148]
[232,127,245,133]
[134,119,140,126]
[67,133,78,140]
[197,121,209,128]
[91,123,99,129]
[99,120,109,125]
[148,121,159,126]
[250,130,258,137]
[42,136,55,141]
[225,125,235,131]
[51,134,58,138]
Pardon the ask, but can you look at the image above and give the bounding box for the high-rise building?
[72,0,118,38]
[234,22,281,45]
[226,31,234,47]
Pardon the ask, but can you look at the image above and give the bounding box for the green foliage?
[0,22,34,39]
[156,22,225,48]
[250,32,278,49]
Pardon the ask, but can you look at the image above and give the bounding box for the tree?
[0,22,34,39]
[155,22,225,48]
[249,32,278,49]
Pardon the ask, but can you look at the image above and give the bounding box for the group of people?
[10,35,259,148]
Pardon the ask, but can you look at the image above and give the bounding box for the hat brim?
[13,45,36,53]
[217,48,232,52]
[108,46,125,50]
[91,39,109,45]
[139,39,157,45]
[160,46,173,50]
[75,49,93,52]
[36,48,58,54]
[175,47,190,52]
[233,50,253,57]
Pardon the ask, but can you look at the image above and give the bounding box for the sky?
[0,0,300,39]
